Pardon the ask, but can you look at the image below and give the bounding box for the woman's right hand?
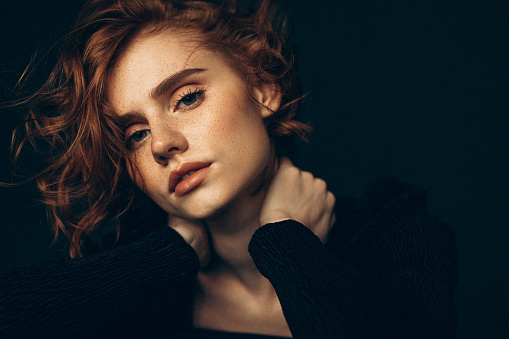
[260,157,336,243]
[168,215,210,268]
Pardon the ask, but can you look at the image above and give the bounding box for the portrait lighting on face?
[106,28,279,221]
[0,1,462,338]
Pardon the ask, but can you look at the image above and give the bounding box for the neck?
[202,155,278,290]
[204,187,267,287]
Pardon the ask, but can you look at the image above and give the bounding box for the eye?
[125,129,149,150]
[181,94,197,106]
[175,87,205,111]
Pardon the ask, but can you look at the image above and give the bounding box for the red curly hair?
[13,0,310,257]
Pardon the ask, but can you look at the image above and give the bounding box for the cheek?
[209,98,268,144]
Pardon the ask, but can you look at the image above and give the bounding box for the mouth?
[180,170,196,181]
[169,162,211,195]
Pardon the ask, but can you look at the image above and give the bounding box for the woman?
[0,0,458,337]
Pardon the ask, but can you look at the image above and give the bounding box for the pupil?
[182,94,196,105]
[132,131,145,142]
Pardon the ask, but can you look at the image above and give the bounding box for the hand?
[260,157,336,243]
[168,215,210,268]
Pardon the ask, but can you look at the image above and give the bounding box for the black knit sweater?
[0,177,458,338]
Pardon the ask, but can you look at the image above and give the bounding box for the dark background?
[1,1,507,337]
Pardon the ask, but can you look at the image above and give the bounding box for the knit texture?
[0,177,458,338]
[0,227,199,337]
[248,176,458,338]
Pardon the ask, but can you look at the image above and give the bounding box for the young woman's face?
[107,29,279,220]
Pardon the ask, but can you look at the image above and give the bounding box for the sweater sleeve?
[248,181,458,338]
[0,226,200,338]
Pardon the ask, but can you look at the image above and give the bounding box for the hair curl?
[13,0,310,257]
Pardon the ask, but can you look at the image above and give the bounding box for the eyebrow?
[150,68,206,99]
[116,112,142,127]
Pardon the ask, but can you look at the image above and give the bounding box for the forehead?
[109,28,200,81]
[106,29,215,109]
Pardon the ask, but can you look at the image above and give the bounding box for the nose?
[150,124,188,165]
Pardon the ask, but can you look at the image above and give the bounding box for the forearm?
[249,220,457,338]
[0,227,199,337]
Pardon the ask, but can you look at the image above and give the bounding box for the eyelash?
[124,87,206,150]
[174,87,206,111]
[125,130,147,150]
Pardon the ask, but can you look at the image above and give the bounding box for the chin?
[163,190,229,221]
[174,206,227,224]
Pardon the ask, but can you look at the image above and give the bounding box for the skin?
[107,28,335,337]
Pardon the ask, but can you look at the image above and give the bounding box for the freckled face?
[106,29,276,220]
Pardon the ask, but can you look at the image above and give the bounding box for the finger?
[314,177,327,193]
[277,157,297,176]
[327,191,336,210]
[279,156,293,167]
[330,212,337,228]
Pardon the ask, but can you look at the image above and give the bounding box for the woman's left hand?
[260,157,336,243]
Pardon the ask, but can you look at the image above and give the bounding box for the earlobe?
[251,82,282,118]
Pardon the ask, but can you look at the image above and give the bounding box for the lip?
[169,162,212,196]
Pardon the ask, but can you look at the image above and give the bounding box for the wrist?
[260,212,297,227]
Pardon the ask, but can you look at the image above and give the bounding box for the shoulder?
[329,176,429,243]
[328,176,457,268]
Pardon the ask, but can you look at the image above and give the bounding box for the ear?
[251,81,282,118]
